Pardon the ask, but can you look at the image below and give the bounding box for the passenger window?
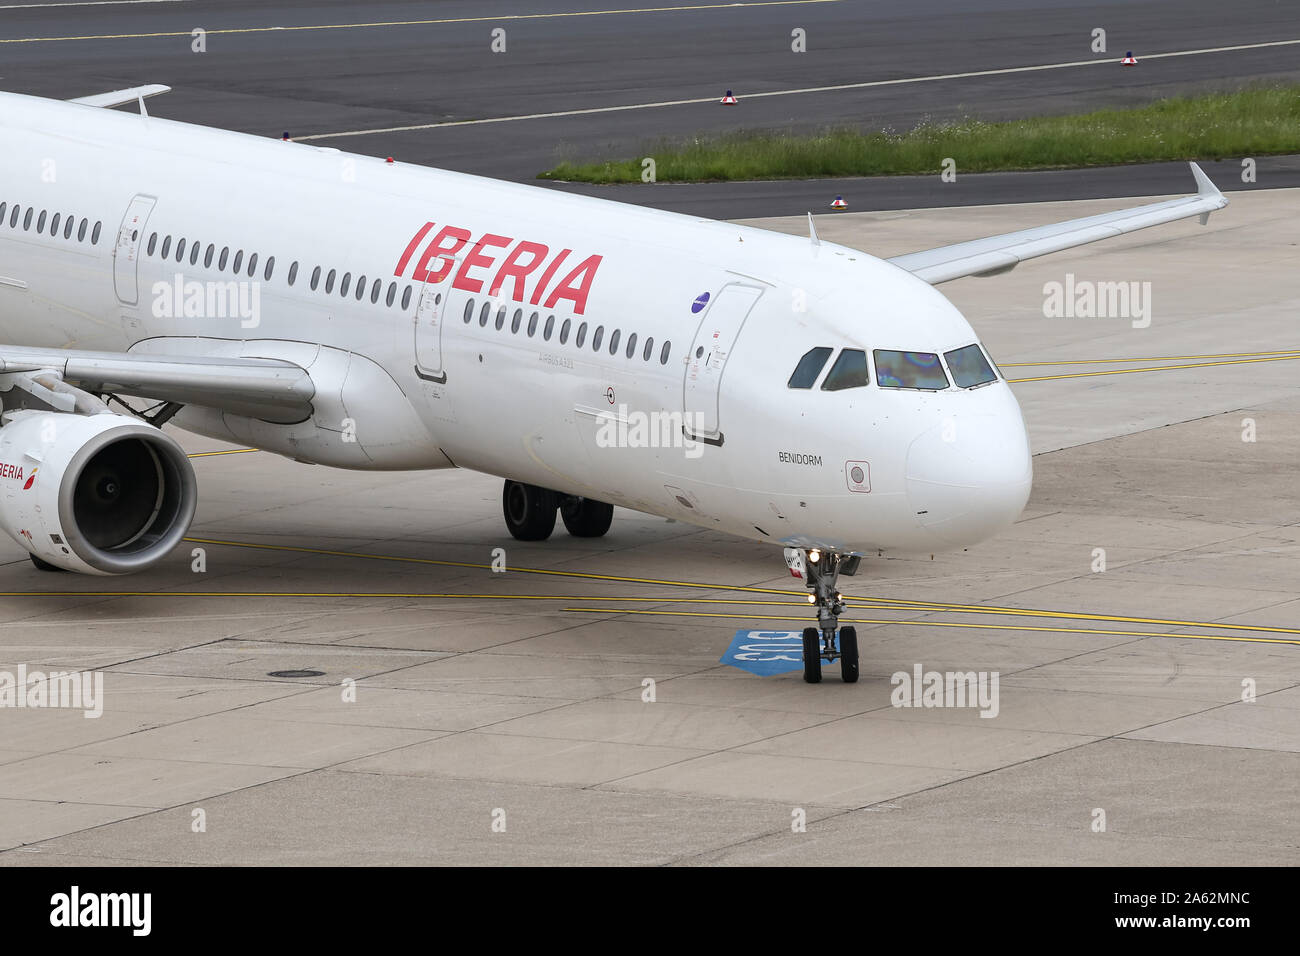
[608,329,620,355]
[340,272,351,296]
[527,312,539,337]
[175,237,186,261]
[559,318,571,344]
[264,256,275,280]
[23,209,33,230]
[190,242,201,266]
[495,306,506,330]
[821,349,869,391]
[288,261,299,286]
[788,347,833,388]
[218,246,229,271]
[204,244,215,267]
[626,332,637,359]
[643,336,653,361]
[0,202,6,222]
[401,285,413,310]
[944,344,998,388]
[386,282,397,307]
[511,309,522,333]
[310,266,321,290]
[247,253,258,278]
[874,350,949,390]
[9,206,19,229]
[354,273,366,299]
[592,326,604,351]
[233,250,244,274]
[146,231,157,256]
[543,315,555,340]
[660,341,671,365]
[370,278,382,304]
[51,213,62,237]
[92,221,102,244]
[325,269,336,294]
[576,322,587,348]
[464,299,475,322]
[36,211,46,232]
[63,216,74,240]
[161,235,171,258]
[478,301,490,325]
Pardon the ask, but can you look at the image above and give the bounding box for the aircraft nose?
[905,402,1033,547]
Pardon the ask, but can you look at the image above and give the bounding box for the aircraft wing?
[887,162,1228,285]
[0,345,314,423]
[68,84,171,109]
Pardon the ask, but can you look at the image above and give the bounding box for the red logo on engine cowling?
[394,223,602,316]
[23,467,37,490]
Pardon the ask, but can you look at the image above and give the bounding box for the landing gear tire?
[839,626,859,684]
[502,480,557,541]
[29,555,68,572]
[560,496,614,538]
[801,627,822,684]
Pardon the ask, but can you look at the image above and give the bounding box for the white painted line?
[297,37,1300,142]
[0,0,188,9]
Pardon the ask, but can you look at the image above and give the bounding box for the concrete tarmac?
[3,0,1299,213]
[0,187,1296,866]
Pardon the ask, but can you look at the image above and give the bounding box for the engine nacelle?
[0,412,197,574]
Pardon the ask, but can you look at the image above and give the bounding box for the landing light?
[809,549,821,563]
[807,595,816,604]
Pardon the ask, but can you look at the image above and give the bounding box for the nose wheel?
[786,548,860,684]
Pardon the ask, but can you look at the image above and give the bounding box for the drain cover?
[268,669,324,678]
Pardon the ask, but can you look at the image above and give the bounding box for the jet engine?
[0,411,197,574]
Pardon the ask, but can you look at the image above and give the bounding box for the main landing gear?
[785,547,861,684]
[502,480,614,541]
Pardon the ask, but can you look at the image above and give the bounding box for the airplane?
[0,85,1228,684]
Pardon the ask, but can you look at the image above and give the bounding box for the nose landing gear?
[785,547,860,684]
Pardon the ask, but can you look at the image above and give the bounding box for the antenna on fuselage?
[807,212,820,248]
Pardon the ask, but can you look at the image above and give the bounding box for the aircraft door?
[413,282,450,383]
[682,283,762,446]
[113,194,157,306]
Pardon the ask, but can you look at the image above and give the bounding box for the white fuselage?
[0,92,1032,554]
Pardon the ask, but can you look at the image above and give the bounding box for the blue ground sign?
[721,629,814,676]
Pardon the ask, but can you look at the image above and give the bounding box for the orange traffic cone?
[1121,51,1137,65]
[720,89,738,105]
[830,196,848,210]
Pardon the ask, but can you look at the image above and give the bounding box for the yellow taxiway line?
[561,607,1300,645]
[1006,353,1300,384]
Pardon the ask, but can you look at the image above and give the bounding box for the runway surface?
[0,187,1296,866]
[2,0,1299,216]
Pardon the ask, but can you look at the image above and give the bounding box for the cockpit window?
[874,350,949,390]
[787,347,833,389]
[945,344,998,388]
[821,349,869,391]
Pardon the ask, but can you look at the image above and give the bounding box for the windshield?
[874,350,949,390]
[944,344,998,388]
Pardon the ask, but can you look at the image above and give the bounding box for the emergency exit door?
[413,282,449,383]
[113,194,156,306]
[682,283,763,446]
